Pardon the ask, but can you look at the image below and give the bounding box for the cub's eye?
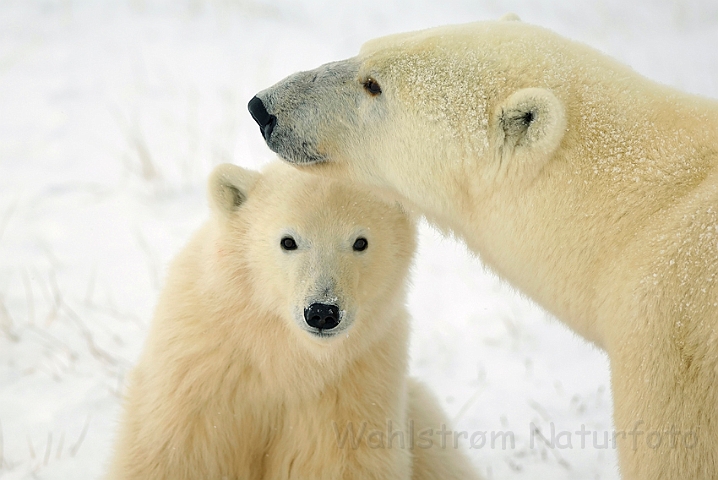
[281,236,298,251]
[362,78,381,96]
[353,237,368,252]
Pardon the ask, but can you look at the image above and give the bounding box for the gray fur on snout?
[254,59,361,164]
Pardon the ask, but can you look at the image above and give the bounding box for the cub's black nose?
[304,303,340,331]
[248,96,277,141]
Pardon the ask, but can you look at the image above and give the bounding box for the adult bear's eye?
[353,237,368,252]
[362,78,381,96]
[281,236,298,251]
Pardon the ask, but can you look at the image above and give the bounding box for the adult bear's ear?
[493,88,566,175]
[208,163,260,217]
[499,12,521,21]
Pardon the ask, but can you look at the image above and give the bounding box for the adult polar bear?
[249,19,718,479]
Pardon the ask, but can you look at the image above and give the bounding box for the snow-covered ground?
[1,1,716,478]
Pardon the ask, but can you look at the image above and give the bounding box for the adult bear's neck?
[456,110,718,348]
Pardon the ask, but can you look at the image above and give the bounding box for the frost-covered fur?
[107,162,480,480]
[252,19,718,479]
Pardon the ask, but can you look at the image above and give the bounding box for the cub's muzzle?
[304,303,340,331]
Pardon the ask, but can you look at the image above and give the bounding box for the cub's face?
[209,162,416,346]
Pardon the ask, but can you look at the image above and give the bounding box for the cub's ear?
[494,88,566,172]
[208,163,260,216]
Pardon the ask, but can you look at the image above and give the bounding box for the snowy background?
[1,0,717,478]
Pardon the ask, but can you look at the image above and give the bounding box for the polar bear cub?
[106,162,480,480]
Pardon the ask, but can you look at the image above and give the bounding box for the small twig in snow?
[39,240,61,269]
[505,458,523,472]
[70,416,91,457]
[85,264,97,306]
[46,269,66,326]
[452,385,484,424]
[0,200,18,246]
[528,399,553,423]
[112,106,161,182]
[530,424,571,469]
[133,134,160,182]
[26,325,78,362]
[22,269,35,325]
[27,436,36,460]
[43,432,52,466]
[63,304,118,366]
[41,267,118,366]
[31,266,54,316]
[56,432,64,461]
[0,296,19,342]
[452,365,486,423]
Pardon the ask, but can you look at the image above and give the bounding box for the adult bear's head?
[249,19,568,219]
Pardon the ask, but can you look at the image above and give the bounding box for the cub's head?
[249,20,568,211]
[208,162,416,347]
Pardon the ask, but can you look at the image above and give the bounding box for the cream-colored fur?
[252,19,718,479]
[107,162,480,480]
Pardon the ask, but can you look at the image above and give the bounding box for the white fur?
[107,162,481,480]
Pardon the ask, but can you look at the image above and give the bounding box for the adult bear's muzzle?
[248,96,277,141]
[247,87,325,165]
[249,59,362,166]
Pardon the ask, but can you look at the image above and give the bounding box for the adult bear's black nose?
[304,303,340,331]
[248,96,277,141]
